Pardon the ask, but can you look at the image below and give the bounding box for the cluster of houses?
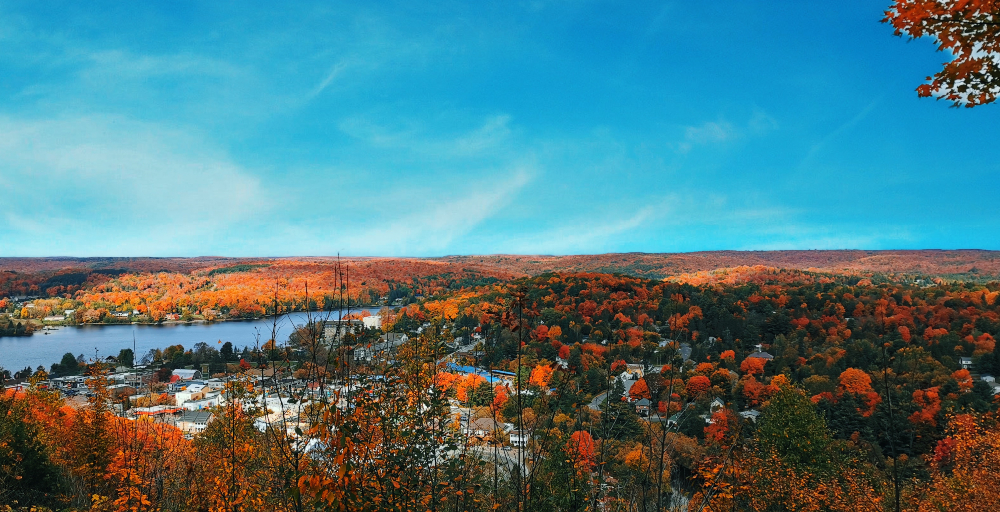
[20,349,533,450]
[40,368,228,435]
[449,401,529,449]
[960,357,1000,395]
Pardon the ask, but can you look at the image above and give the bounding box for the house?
[679,343,693,361]
[107,384,137,399]
[464,417,502,440]
[175,385,207,406]
[747,351,774,361]
[703,398,726,424]
[176,410,214,434]
[362,315,382,329]
[353,333,408,362]
[509,430,530,449]
[982,375,996,383]
[132,405,183,417]
[709,398,725,414]
[621,378,638,399]
[181,395,222,411]
[739,410,761,422]
[322,319,365,341]
[624,364,645,380]
[990,383,1000,396]
[959,357,974,370]
[113,312,129,318]
[634,398,651,417]
[164,313,181,321]
[666,412,683,427]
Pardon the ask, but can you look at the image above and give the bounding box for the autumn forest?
[2,251,1000,511]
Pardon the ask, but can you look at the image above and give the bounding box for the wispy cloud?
[338,114,514,158]
[335,167,533,255]
[744,224,915,251]
[454,115,512,155]
[308,59,354,99]
[0,115,266,255]
[799,99,880,167]
[677,121,735,153]
[675,110,778,153]
[507,204,657,254]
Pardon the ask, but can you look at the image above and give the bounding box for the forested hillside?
[4,264,998,510]
[3,251,1000,327]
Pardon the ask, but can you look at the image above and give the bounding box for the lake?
[0,308,381,372]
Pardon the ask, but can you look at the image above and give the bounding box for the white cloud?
[502,193,801,255]
[308,59,354,99]
[83,50,244,80]
[334,166,533,255]
[507,205,656,254]
[799,100,879,167]
[453,115,512,155]
[675,110,777,153]
[0,115,265,254]
[338,114,514,158]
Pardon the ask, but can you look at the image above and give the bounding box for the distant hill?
[2,250,1000,281]
[434,250,1000,280]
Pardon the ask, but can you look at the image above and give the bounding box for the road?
[467,445,526,476]
[588,391,607,411]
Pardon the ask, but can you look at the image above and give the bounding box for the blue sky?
[0,1,997,257]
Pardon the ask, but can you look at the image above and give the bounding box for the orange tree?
[297,327,488,511]
[912,412,1000,510]
[0,390,65,508]
[693,384,887,511]
[885,0,1000,106]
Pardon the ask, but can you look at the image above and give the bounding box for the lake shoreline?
[0,308,387,371]
[9,307,386,336]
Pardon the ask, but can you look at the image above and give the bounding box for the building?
[175,387,207,406]
[624,364,645,380]
[322,319,365,342]
[353,333,408,362]
[509,430,530,449]
[177,410,214,434]
[634,398,651,417]
[181,394,222,411]
[132,405,184,417]
[959,357,973,370]
[464,417,502,440]
[362,315,382,329]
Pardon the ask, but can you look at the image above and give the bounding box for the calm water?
[0,309,380,372]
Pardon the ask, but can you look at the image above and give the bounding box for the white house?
[177,410,214,434]
[181,394,222,411]
[175,388,207,406]
[509,430,530,449]
[362,315,383,329]
[464,418,502,439]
